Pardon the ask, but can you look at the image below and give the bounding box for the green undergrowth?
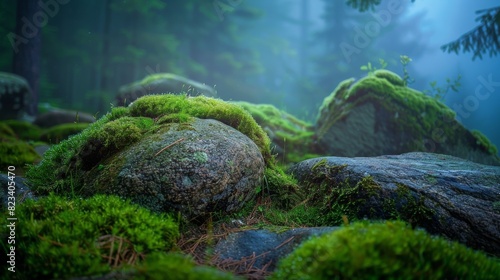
[271,220,500,280]
[0,194,179,279]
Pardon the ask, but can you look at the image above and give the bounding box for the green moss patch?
[0,194,179,279]
[271,221,500,280]
[0,122,16,140]
[2,120,42,141]
[472,130,498,155]
[0,141,40,169]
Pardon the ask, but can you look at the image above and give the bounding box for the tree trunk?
[98,0,111,113]
[12,0,41,116]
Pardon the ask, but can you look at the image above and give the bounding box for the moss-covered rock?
[116,73,217,106]
[234,101,319,164]
[0,140,41,169]
[26,94,297,217]
[315,70,500,166]
[0,194,179,279]
[84,118,265,219]
[271,221,500,280]
[0,72,31,119]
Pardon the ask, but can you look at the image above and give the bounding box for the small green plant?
[400,55,414,86]
[271,220,500,280]
[424,74,462,100]
[360,58,387,75]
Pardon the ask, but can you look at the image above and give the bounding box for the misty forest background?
[1,0,499,154]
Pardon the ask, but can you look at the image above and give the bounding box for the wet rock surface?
[214,227,339,272]
[288,152,500,256]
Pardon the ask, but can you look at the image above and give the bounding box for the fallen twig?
[154,138,185,156]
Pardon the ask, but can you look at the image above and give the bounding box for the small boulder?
[116,73,217,106]
[288,152,500,256]
[0,72,31,119]
[86,118,265,219]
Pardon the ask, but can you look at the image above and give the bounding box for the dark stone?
[0,72,31,120]
[214,227,339,272]
[33,110,95,128]
[288,152,500,256]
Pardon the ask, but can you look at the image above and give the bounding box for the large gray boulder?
[116,73,217,106]
[85,118,265,219]
[288,152,500,256]
[0,72,31,119]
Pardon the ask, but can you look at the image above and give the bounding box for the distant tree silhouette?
[346,0,500,60]
[441,6,500,60]
[12,0,41,115]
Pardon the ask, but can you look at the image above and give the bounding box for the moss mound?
[0,194,179,279]
[0,122,17,140]
[128,94,272,161]
[271,221,500,280]
[0,141,40,169]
